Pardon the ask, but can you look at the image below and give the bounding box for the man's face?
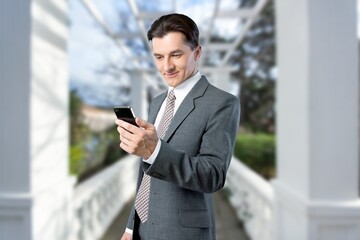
[151,32,201,88]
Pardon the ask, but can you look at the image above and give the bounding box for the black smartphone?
[113,106,138,126]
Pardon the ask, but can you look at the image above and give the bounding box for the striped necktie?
[135,89,176,223]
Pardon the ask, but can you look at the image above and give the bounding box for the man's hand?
[121,231,132,240]
[116,118,159,159]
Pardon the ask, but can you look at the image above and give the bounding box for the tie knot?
[168,89,176,101]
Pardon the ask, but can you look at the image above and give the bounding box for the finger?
[118,123,126,134]
[120,137,140,155]
[119,126,143,147]
[119,141,131,152]
[115,119,125,126]
[136,118,155,130]
[119,128,135,145]
[119,119,140,134]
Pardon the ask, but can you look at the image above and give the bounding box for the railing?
[69,155,274,240]
[72,155,138,240]
[225,157,275,240]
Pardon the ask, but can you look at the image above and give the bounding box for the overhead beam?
[206,43,233,51]
[219,0,268,66]
[80,0,269,88]
[137,11,172,20]
[79,0,162,89]
[216,9,255,18]
[199,0,221,67]
[201,65,239,73]
[113,31,142,39]
[126,0,165,84]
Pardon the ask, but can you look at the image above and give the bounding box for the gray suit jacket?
[127,76,240,240]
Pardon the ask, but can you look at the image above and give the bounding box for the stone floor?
[101,190,250,240]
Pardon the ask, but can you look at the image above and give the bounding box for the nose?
[163,57,174,72]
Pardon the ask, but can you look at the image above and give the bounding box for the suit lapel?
[148,92,167,124]
[163,76,209,142]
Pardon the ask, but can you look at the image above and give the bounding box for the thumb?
[135,117,153,130]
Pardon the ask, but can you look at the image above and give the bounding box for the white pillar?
[130,71,148,119]
[0,1,75,239]
[273,0,360,239]
[206,71,239,96]
[0,1,32,237]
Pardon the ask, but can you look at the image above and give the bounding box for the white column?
[273,0,360,239]
[206,70,239,96]
[0,1,75,239]
[130,71,148,119]
[0,1,32,238]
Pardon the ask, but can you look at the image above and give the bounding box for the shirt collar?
[168,71,202,97]
[166,71,202,112]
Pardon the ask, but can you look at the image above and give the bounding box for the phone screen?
[113,106,138,126]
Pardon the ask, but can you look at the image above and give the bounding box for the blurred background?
[0,0,359,240]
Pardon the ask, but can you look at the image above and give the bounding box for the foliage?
[69,144,85,176]
[69,90,126,182]
[231,1,276,179]
[70,90,91,145]
[233,133,276,179]
[102,125,127,166]
[232,0,276,133]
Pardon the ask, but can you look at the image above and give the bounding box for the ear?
[194,45,202,60]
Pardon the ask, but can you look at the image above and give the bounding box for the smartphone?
[113,106,138,126]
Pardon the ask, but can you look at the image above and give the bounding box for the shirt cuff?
[143,138,161,164]
[125,228,133,234]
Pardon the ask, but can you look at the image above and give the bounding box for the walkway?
[101,189,250,240]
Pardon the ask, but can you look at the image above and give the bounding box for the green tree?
[233,0,276,133]
[70,90,90,145]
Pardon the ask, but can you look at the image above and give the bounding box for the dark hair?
[147,13,199,50]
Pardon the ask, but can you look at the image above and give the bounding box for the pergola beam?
[137,11,173,20]
[79,0,163,89]
[216,9,255,18]
[113,31,142,39]
[219,0,268,66]
[198,0,221,67]
[206,43,234,51]
[201,65,239,74]
[80,0,269,88]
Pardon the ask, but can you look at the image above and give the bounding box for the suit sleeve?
[143,94,240,193]
[126,205,135,230]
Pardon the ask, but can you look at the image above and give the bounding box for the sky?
[69,0,130,107]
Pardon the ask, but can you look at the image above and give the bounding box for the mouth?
[165,71,179,78]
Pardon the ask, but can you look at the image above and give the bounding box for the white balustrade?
[71,155,138,240]
[70,155,276,240]
[225,157,275,240]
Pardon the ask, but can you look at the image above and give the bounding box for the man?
[116,13,240,240]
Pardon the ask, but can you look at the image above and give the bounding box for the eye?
[155,55,163,61]
[172,53,182,58]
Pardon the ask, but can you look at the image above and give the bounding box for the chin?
[164,78,178,87]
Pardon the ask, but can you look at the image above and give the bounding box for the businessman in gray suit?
[116,13,240,240]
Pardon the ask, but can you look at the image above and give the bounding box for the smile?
[165,71,179,78]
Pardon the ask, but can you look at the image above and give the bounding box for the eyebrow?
[153,49,184,56]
